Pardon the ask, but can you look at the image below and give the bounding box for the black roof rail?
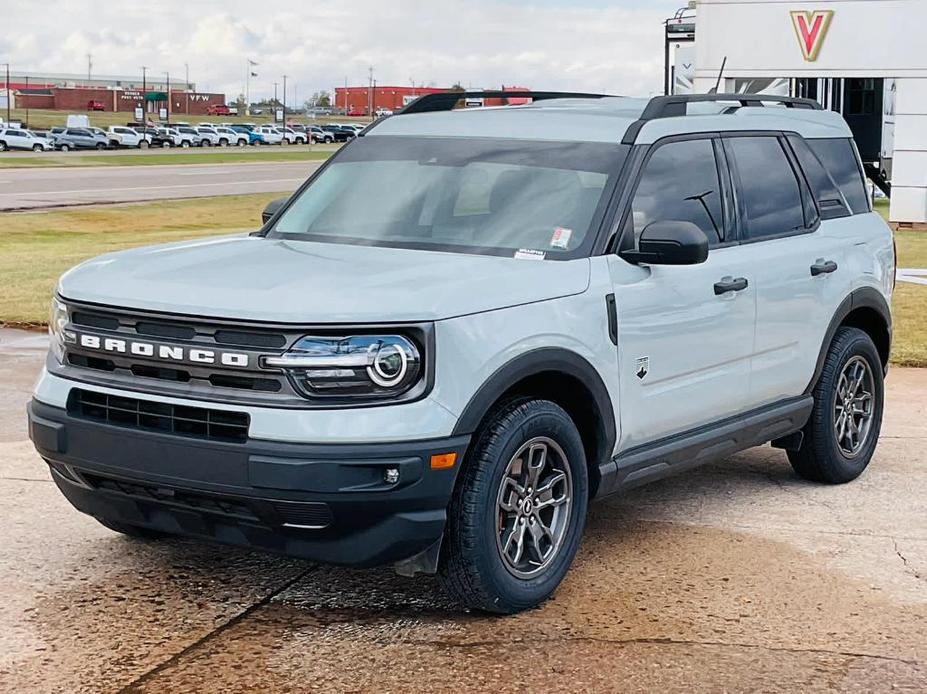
[621,93,823,144]
[398,90,616,115]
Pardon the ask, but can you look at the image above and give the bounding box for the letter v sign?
[790,10,834,62]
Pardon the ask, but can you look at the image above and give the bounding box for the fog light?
[384,468,400,485]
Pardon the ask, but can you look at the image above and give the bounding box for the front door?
[608,136,756,451]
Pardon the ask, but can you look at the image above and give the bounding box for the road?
[0,161,322,210]
[1,328,925,692]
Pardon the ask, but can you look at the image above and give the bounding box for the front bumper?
[28,398,469,569]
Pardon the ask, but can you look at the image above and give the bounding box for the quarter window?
[806,138,869,215]
[630,138,725,246]
[725,136,806,240]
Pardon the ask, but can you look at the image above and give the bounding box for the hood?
[59,235,590,323]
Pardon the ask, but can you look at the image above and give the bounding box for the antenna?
[709,56,727,94]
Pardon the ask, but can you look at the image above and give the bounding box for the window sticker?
[514,249,546,260]
[550,227,573,249]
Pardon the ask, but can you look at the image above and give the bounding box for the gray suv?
[53,128,109,151]
[29,92,894,613]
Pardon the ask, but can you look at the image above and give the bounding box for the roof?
[368,94,852,144]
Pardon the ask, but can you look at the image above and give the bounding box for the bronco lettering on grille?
[74,332,250,368]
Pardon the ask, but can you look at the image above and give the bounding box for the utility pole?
[164,71,170,124]
[273,82,278,108]
[87,54,93,84]
[140,66,148,133]
[3,63,9,125]
[282,74,287,128]
[367,66,374,117]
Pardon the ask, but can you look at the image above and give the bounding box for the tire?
[181,140,191,148]
[96,517,166,540]
[139,140,149,149]
[0,141,6,152]
[161,141,171,148]
[237,139,247,147]
[202,140,212,147]
[33,144,43,152]
[280,138,289,146]
[59,144,70,152]
[788,326,884,484]
[439,399,589,614]
[219,138,229,147]
[96,142,106,150]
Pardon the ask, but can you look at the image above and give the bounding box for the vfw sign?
[790,9,834,62]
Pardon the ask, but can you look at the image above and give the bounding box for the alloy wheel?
[834,355,875,458]
[495,437,573,578]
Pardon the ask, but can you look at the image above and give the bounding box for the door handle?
[714,276,749,295]
[810,259,838,276]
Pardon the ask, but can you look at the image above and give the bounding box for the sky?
[3,0,684,104]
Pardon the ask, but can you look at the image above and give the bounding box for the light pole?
[140,66,148,134]
[164,71,170,124]
[282,74,287,127]
[3,63,9,125]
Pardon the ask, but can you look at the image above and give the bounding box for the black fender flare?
[451,347,617,459]
[806,287,892,393]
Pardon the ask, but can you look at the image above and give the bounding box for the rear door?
[722,133,851,406]
[609,135,757,449]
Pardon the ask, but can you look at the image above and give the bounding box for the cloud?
[3,0,679,101]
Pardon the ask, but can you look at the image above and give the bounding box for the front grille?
[68,389,250,443]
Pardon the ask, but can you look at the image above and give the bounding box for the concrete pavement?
[0,161,322,210]
[0,328,924,692]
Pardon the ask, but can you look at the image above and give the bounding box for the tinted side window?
[807,138,869,214]
[725,137,805,240]
[630,138,724,246]
[786,134,850,219]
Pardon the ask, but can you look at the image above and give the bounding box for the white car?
[194,127,222,146]
[160,128,195,148]
[254,125,285,145]
[107,126,152,149]
[0,128,55,152]
[213,127,249,147]
[281,127,308,145]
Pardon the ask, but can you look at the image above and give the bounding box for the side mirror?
[261,197,289,225]
[621,220,709,266]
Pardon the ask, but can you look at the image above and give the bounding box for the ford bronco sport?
[29,92,894,613]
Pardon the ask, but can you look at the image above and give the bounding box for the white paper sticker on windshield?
[514,248,546,260]
[550,227,572,249]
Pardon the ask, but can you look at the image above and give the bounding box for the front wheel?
[33,144,44,152]
[96,142,106,150]
[0,141,6,152]
[439,399,588,614]
[139,140,149,149]
[788,327,884,484]
[59,144,70,152]
[218,138,229,147]
[181,140,191,148]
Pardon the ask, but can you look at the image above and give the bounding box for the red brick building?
[334,86,531,115]
[11,85,225,116]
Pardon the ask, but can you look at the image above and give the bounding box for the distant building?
[333,86,531,116]
[1,71,225,117]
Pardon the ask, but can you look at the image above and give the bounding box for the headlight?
[48,297,74,362]
[262,334,422,400]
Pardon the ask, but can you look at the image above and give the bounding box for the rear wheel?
[439,399,588,614]
[788,327,884,483]
[96,517,166,540]
[59,143,70,152]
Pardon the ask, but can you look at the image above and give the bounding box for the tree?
[234,93,246,113]
[305,91,331,109]
[448,83,465,92]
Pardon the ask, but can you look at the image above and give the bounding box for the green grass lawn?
[0,193,279,325]
[0,148,334,169]
[1,194,925,367]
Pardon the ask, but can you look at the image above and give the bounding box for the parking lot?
[1,327,924,692]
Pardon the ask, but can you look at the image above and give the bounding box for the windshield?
[270,136,628,259]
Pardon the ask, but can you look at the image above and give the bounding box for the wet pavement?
[1,327,925,692]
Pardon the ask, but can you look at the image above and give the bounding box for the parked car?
[230,125,264,145]
[141,128,175,148]
[176,126,208,147]
[207,104,232,116]
[281,127,308,145]
[107,126,151,149]
[213,126,249,147]
[320,124,355,142]
[254,125,285,145]
[54,127,110,151]
[194,126,222,146]
[87,100,105,112]
[160,127,195,148]
[0,128,55,152]
[29,91,894,616]
[308,125,335,144]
